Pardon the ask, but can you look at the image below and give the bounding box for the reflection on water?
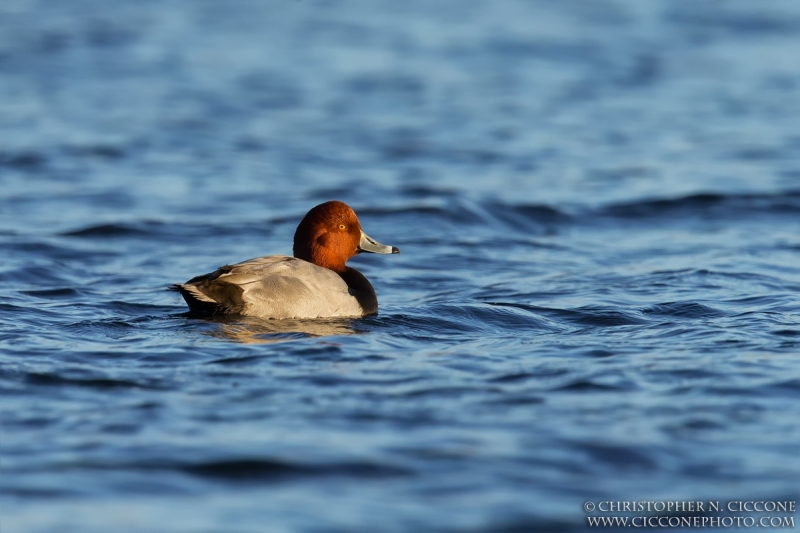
[205,316,358,344]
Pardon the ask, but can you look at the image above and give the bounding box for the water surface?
[2,0,800,531]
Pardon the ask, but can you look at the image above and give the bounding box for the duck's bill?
[358,231,400,254]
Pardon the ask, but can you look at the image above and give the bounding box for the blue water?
[2,0,800,531]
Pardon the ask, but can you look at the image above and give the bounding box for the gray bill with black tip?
[358,231,400,254]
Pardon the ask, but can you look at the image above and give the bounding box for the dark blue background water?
[2,0,800,531]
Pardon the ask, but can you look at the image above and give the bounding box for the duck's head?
[293,200,399,273]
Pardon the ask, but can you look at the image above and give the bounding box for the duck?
[172,201,399,319]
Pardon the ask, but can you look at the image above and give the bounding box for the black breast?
[339,267,378,315]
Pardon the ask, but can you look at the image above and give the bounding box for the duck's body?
[173,201,398,319]
[174,255,377,318]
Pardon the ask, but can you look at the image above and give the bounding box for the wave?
[180,457,413,481]
[6,370,168,390]
[42,190,800,250]
[598,190,800,220]
[60,223,156,238]
[642,301,728,319]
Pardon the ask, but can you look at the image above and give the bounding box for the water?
[2,0,800,531]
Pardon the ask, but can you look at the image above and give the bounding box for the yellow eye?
[338,224,346,230]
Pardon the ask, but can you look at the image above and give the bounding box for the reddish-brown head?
[293,201,399,272]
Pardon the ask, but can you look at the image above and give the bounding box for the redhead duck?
[173,201,399,319]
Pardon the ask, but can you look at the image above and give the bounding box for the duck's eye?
[338,224,346,230]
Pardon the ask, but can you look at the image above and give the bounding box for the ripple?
[488,372,539,384]
[642,301,727,319]
[20,288,83,299]
[180,458,413,482]
[576,442,658,471]
[553,379,634,392]
[483,202,574,231]
[530,305,649,327]
[18,371,167,390]
[60,223,155,238]
[599,190,800,220]
[773,329,800,337]
[0,150,47,170]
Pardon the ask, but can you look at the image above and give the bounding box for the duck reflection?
[203,315,359,344]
